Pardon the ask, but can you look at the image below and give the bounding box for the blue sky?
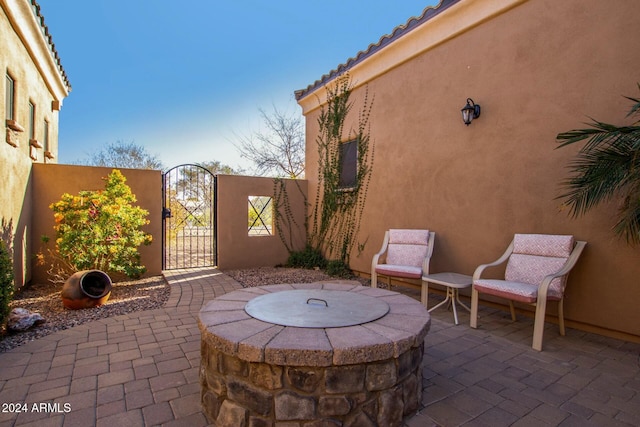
[37,1,438,171]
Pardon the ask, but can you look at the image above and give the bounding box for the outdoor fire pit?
[198,281,430,426]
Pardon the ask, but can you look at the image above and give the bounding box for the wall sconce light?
[461,98,481,126]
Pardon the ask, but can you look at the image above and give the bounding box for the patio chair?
[371,229,435,288]
[470,234,586,351]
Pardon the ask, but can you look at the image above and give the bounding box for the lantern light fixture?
[461,98,481,126]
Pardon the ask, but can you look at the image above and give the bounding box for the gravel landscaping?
[0,267,371,353]
[0,275,170,353]
[222,266,369,288]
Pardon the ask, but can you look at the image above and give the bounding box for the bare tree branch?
[197,161,243,176]
[234,107,305,178]
[79,140,164,170]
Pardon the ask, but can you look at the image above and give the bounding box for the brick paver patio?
[0,267,638,426]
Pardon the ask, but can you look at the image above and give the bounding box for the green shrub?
[0,241,14,327]
[286,247,354,278]
[286,245,327,270]
[325,259,352,278]
[47,169,152,280]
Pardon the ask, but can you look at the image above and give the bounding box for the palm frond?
[624,83,640,119]
[557,88,640,245]
[559,144,635,217]
[556,120,640,150]
[613,183,640,245]
[624,97,640,118]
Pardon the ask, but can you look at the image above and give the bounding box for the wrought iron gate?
[162,164,216,269]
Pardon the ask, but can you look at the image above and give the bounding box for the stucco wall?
[217,175,307,270]
[1,3,64,287]
[0,157,32,287]
[31,164,163,284]
[301,0,640,340]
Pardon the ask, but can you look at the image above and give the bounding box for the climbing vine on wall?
[309,74,375,268]
[274,74,374,274]
[273,177,307,254]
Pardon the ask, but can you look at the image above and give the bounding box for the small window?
[5,74,14,121]
[43,119,54,159]
[43,119,49,151]
[28,101,42,154]
[248,196,273,236]
[339,139,357,188]
[28,101,35,139]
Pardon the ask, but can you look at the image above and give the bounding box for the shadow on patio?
[0,267,638,426]
[408,285,640,426]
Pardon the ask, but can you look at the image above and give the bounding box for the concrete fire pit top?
[244,288,391,328]
[198,280,431,367]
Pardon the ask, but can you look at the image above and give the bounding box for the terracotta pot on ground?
[61,270,112,309]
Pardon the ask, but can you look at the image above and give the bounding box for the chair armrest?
[371,231,390,272]
[538,241,587,298]
[421,231,436,275]
[472,240,515,281]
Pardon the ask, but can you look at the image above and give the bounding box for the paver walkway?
[0,267,638,427]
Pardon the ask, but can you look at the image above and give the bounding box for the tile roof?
[29,0,71,91]
[294,0,460,101]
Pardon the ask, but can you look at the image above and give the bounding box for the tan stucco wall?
[31,164,162,284]
[217,175,307,270]
[301,0,640,340]
[1,1,67,287]
[0,159,33,287]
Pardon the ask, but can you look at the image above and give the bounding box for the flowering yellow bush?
[47,169,152,279]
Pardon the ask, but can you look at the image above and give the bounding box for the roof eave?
[296,0,529,115]
[2,0,71,105]
[295,0,459,103]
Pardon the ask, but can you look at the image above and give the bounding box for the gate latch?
[162,207,172,219]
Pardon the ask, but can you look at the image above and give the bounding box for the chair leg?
[371,271,378,288]
[470,288,479,328]
[450,288,460,325]
[509,301,516,321]
[558,298,566,336]
[532,298,547,351]
[421,280,429,308]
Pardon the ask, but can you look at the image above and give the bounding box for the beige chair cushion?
[375,264,422,279]
[385,229,430,268]
[505,234,574,297]
[512,234,574,257]
[473,279,561,303]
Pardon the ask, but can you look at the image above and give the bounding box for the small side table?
[422,272,472,325]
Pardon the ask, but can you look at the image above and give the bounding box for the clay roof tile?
[30,0,71,92]
[294,0,459,101]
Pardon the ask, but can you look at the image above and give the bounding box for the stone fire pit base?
[198,281,431,426]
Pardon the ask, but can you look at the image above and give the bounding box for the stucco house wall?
[297,0,640,340]
[1,0,70,287]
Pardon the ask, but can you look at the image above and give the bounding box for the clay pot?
[61,270,112,309]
